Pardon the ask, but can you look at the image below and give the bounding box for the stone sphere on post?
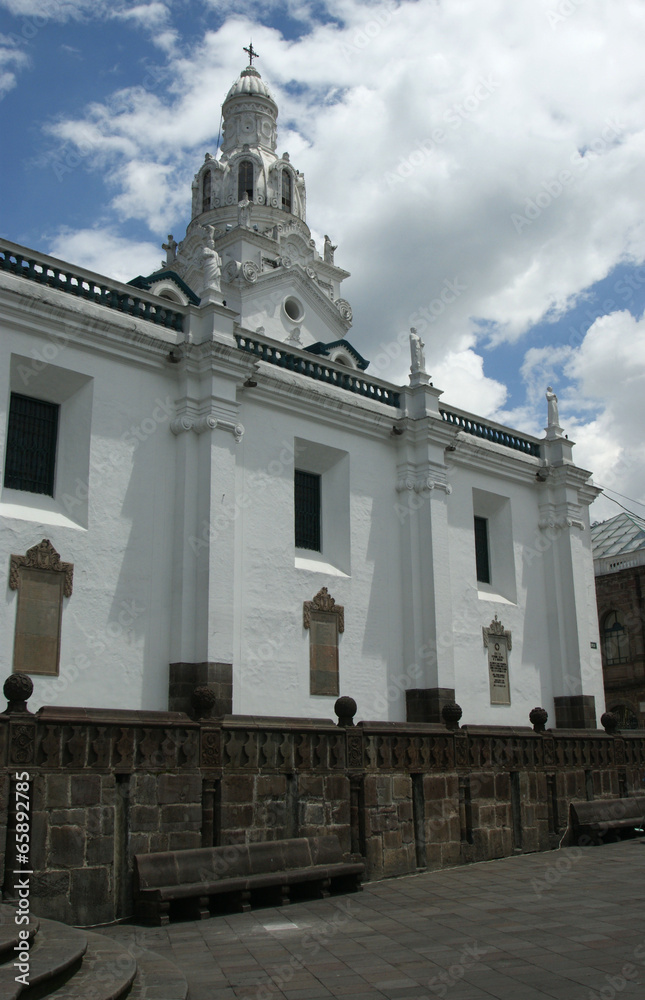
[3,673,34,714]
[191,684,218,720]
[442,701,463,730]
[529,707,548,733]
[600,711,619,735]
[334,695,357,727]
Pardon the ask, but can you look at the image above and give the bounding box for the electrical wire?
[595,484,645,511]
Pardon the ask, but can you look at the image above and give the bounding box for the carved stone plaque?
[483,615,511,707]
[13,568,65,676]
[487,635,510,705]
[309,612,339,696]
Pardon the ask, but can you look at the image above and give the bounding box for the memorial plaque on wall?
[309,612,339,696]
[303,587,344,697]
[10,539,73,677]
[482,615,512,707]
[14,569,65,676]
[487,635,510,705]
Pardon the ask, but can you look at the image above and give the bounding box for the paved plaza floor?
[99,839,645,999]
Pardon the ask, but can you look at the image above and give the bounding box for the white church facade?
[0,60,604,729]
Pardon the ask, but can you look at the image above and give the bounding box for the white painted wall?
[0,255,604,727]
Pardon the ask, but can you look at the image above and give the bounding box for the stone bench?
[569,796,645,845]
[133,835,364,925]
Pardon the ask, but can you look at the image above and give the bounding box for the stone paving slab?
[97,839,645,999]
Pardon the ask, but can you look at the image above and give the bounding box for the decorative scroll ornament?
[10,539,74,598]
[482,614,512,651]
[242,261,259,282]
[303,586,345,633]
[334,298,353,323]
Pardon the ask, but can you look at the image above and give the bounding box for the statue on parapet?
[162,234,178,266]
[201,225,222,295]
[238,193,252,229]
[546,386,560,428]
[409,327,426,374]
[323,235,337,264]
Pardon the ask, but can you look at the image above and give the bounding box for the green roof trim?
[128,270,201,305]
[305,338,369,370]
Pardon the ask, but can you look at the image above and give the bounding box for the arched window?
[238,160,254,202]
[601,610,630,666]
[202,171,211,212]
[282,170,292,212]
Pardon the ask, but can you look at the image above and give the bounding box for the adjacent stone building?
[0,59,605,729]
[592,512,645,728]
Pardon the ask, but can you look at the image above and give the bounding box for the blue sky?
[2,0,645,520]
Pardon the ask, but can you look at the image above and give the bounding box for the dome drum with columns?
[138,56,354,351]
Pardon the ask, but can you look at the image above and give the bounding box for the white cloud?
[0,34,29,97]
[558,311,645,520]
[46,227,161,284]
[18,0,645,516]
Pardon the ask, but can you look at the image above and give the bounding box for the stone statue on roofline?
[238,193,252,229]
[409,327,426,374]
[200,225,222,297]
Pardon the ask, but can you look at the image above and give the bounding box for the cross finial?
[243,42,259,66]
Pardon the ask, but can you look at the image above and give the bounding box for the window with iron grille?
[238,160,254,202]
[602,610,630,666]
[282,170,292,212]
[4,393,59,496]
[474,515,491,584]
[202,170,211,212]
[295,470,321,551]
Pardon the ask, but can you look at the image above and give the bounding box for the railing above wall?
[0,246,185,332]
[235,333,401,408]
[440,407,542,457]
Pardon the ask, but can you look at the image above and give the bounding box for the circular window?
[283,296,304,322]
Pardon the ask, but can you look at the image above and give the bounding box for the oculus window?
[4,393,59,496]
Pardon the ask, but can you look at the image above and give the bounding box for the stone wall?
[595,563,645,725]
[1,698,644,926]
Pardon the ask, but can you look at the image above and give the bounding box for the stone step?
[0,904,38,961]
[0,916,87,999]
[126,947,189,1000]
[39,932,137,1000]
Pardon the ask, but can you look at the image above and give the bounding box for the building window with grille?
[4,393,59,496]
[474,516,491,584]
[601,610,630,666]
[238,160,254,202]
[282,170,292,212]
[202,171,211,212]
[295,470,321,551]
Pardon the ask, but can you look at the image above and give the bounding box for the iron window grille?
[474,515,491,584]
[602,611,630,666]
[295,470,321,551]
[4,392,59,496]
[282,170,292,212]
[238,160,254,202]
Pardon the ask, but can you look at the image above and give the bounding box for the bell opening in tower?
[238,160,254,201]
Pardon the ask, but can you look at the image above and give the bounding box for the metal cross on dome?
[244,42,259,66]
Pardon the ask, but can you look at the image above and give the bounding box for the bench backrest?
[570,796,645,829]
[134,834,345,890]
